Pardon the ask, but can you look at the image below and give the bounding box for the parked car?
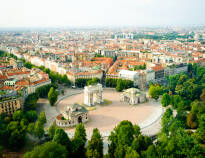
[72,85,76,89]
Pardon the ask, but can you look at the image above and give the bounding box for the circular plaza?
[57,89,162,136]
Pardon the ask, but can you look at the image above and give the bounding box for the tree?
[74,123,87,144]
[176,109,187,128]
[125,147,140,158]
[200,89,205,102]
[72,123,87,158]
[86,128,103,158]
[149,85,162,101]
[195,114,205,144]
[27,123,34,134]
[36,84,52,98]
[141,145,158,158]
[24,93,39,111]
[34,121,44,139]
[177,74,188,85]
[71,137,86,158]
[169,74,180,92]
[61,89,64,95]
[116,79,133,92]
[62,74,71,86]
[48,125,57,139]
[75,78,91,88]
[38,112,47,125]
[105,78,118,88]
[108,121,135,158]
[9,129,26,148]
[161,93,171,107]
[187,112,198,129]
[24,62,33,69]
[0,146,3,158]
[25,110,38,122]
[23,142,68,158]
[52,128,71,151]
[170,95,183,109]
[176,79,201,101]
[131,135,152,155]
[48,87,58,106]
[12,110,23,121]
[87,77,100,86]
[161,108,174,134]
[133,125,141,138]
[116,79,124,92]
[114,145,126,158]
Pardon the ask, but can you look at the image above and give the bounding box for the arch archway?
[78,116,82,123]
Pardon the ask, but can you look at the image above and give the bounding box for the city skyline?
[0,0,205,28]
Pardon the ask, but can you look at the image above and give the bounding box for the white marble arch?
[84,84,103,106]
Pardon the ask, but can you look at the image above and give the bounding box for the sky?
[0,0,204,28]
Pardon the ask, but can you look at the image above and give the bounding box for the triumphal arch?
[84,83,103,106]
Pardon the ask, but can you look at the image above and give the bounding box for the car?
[72,85,76,89]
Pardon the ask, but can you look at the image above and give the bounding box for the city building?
[0,89,26,115]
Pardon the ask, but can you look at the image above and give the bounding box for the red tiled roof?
[151,66,164,71]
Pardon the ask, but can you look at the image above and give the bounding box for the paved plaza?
[37,88,163,137]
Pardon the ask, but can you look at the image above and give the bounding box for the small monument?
[84,83,103,106]
[120,88,146,105]
[56,103,88,127]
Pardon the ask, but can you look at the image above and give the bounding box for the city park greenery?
[21,64,205,158]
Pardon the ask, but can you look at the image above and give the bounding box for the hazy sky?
[0,0,204,27]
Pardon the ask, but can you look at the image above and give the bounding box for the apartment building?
[164,63,188,76]
[67,70,103,84]
[0,89,25,115]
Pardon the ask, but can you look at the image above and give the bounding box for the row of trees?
[1,51,71,87]
[36,84,53,98]
[75,78,100,88]
[23,61,71,86]
[25,85,58,107]
[105,78,134,92]
[24,118,205,158]
[23,121,153,158]
[0,50,18,60]
[24,123,103,158]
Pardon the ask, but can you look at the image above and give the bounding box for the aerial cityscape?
[0,0,205,158]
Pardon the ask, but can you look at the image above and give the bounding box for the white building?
[118,70,139,85]
[30,56,45,67]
